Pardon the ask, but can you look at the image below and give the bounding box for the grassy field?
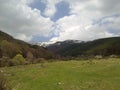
[1,58,120,90]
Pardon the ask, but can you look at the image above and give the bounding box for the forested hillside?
[0,30,54,59]
[47,37,120,57]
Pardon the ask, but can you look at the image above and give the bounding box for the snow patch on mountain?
[36,40,82,47]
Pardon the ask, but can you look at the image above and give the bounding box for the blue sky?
[52,1,70,21]
[30,1,70,21]
[29,1,70,22]
[0,0,120,42]
[29,0,71,42]
[29,0,46,17]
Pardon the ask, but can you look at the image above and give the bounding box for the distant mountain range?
[0,30,54,59]
[37,40,82,47]
[0,30,120,59]
[46,37,120,57]
[35,41,57,47]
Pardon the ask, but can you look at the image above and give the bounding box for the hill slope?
[0,30,54,59]
[47,37,120,57]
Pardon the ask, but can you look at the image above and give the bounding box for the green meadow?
[1,58,120,90]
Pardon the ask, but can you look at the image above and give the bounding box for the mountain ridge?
[47,37,120,57]
[0,30,55,59]
[37,40,82,47]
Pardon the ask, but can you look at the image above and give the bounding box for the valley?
[1,58,120,90]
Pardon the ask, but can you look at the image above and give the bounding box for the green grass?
[1,58,120,90]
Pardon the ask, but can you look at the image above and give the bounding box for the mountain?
[1,29,119,60]
[36,41,56,47]
[46,40,81,53]
[47,37,120,57]
[36,40,81,47]
[0,30,55,59]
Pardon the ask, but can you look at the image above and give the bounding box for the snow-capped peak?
[36,41,56,47]
[36,40,82,47]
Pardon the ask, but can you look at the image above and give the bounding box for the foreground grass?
[0,58,120,90]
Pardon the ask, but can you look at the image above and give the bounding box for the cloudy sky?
[0,0,120,42]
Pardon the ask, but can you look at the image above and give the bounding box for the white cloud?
[15,34,33,41]
[0,0,120,42]
[21,0,34,4]
[50,0,120,42]
[99,0,120,15]
[42,0,62,17]
[0,0,54,41]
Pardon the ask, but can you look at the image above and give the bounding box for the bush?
[0,56,10,67]
[11,54,26,66]
[0,71,11,90]
[0,48,2,58]
[0,72,6,90]
[95,55,103,59]
[32,58,46,64]
[110,55,118,58]
[26,51,34,63]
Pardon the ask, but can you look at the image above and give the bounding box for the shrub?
[0,71,11,90]
[0,47,2,58]
[95,55,103,59]
[32,58,46,64]
[26,51,34,63]
[11,54,26,65]
[0,56,10,67]
[0,40,22,58]
[110,55,118,58]
[0,71,6,90]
